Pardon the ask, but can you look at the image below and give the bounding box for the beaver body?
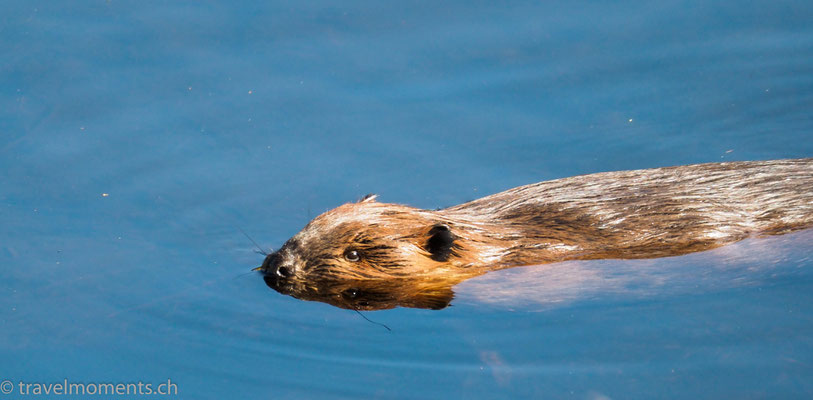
[259,159,812,308]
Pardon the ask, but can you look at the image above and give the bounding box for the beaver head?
[259,195,478,286]
[258,195,484,309]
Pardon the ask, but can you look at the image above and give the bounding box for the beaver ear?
[358,194,378,203]
[425,224,456,262]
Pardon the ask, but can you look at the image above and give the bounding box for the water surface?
[2,1,812,399]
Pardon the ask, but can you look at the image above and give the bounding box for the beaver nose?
[261,252,294,278]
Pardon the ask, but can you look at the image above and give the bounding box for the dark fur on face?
[260,159,813,309]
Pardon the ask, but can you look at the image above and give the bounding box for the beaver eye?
[344,250,360,262]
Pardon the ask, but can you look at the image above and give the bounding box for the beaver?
[259,158,813,310]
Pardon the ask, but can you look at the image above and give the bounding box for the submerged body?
[259,159,813,309]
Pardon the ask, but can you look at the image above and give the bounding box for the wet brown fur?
[261,159,812,308]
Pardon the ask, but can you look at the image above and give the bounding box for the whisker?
[233,270,259,280]
[237,226,269,256]
[354,309,392,332]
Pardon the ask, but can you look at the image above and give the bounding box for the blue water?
[2,1,813,398]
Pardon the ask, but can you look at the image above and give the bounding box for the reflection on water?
[263,274,457,310]
[460,229,813,310]
[261,229,813,311]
